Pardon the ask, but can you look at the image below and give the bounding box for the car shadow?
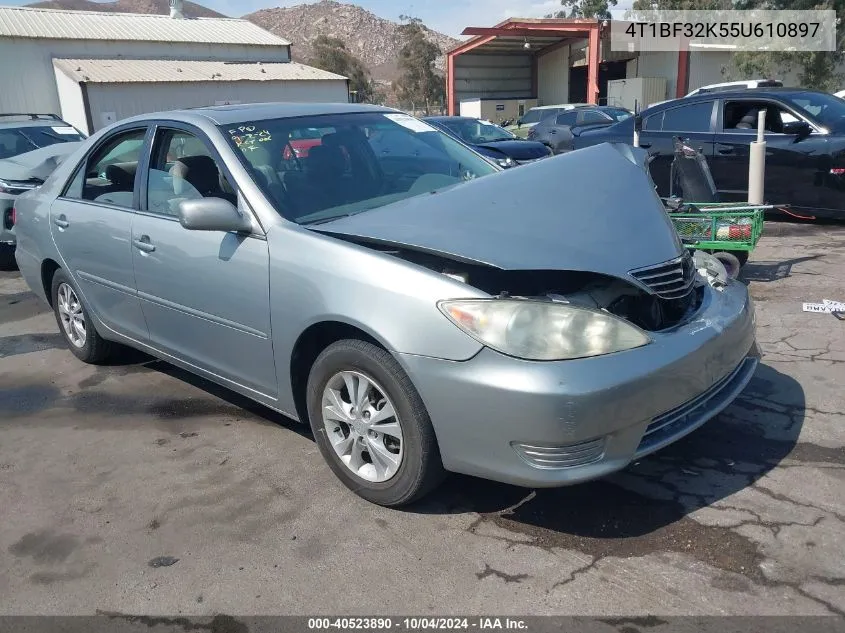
[740,255,823,283]
[408,362,805,543]
[147,357,312,441]
[103,354,804,541]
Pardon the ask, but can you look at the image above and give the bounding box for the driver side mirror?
[177,197,252,233]
[783,120,812,139]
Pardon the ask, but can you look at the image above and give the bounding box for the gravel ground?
[0,220,843,617]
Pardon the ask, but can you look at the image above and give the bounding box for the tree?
[310,35,375,103]
[548,0,618,19]
[393,16,445,114]
[629,0,844,91]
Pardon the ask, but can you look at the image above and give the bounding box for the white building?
[0,4,350,134]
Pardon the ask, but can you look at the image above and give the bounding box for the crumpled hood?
[0,142,81,181]
[315,143,683,278]
[474,139,550,161]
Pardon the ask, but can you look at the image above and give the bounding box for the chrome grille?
[629,253,695,300]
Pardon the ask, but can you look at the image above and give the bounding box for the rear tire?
[731,250,749,267]
[51,268,113,364]
[306,339,446,506]
[0,244,16,271]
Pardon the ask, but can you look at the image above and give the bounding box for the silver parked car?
[14,103,759,506]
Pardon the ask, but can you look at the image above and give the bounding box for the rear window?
[0,125,84,159]
[521,108,546,124]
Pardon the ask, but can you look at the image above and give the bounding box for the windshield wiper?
[300,213,353,226]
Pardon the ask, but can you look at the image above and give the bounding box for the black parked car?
[572,88,845,219]
[424,116,552,168]
[528,106,632,154]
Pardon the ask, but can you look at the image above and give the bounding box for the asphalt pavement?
[1,220,843,617]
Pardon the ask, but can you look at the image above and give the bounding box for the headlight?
[438,299,651,361]
[496,156,516,168]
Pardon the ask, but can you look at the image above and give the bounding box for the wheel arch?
[289,320,388,424]
[41,258,61,307]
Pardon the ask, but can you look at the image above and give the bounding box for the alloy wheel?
[321,370,404,482]
[57,282,86,348]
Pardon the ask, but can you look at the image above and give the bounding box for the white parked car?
[686,79,783,97]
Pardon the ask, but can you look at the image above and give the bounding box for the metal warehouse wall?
[81,80,349,132]
[453,54,533,103]
[688,51,730,91]
[0,37,290,115]
[537,45,570,105]
[630,52,678,100]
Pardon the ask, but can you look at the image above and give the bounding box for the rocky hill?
[25,0,459,82]
[244,1,459,81]
[28,0,224,18]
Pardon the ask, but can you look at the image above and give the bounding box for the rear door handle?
[53,215,69,229]
[133,236,156,253]
[639,142,651,149]
[717,145,734,155]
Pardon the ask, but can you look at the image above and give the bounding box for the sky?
[6,0,636,38]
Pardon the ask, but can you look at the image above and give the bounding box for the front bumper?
[398,281,758,487]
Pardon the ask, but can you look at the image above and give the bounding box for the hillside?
[27,0,225,18]
[24,0,459,83]
[244,1,459,81]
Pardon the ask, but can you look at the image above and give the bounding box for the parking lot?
[1,220,843,617]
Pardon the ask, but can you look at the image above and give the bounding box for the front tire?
[51,269,112,364]
[306,339,445,506]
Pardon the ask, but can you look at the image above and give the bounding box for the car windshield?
[443,119,515,143]
[784,92,845,131]
[222,111,499,225]
[0,125,85,160]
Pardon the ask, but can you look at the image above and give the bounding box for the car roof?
[0,119,76,129]
[155,102,395,126]
[641,87,822,115]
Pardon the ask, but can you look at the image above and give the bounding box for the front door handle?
[639,142,651,149]
[133,236,156,253]
[53,215,69,229]
[717,145,734,155]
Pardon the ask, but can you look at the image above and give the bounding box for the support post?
[587,24,600,104]
[748,109,767,204]
[447,54,456,115]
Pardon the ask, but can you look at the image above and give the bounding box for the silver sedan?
[13,103,758,506]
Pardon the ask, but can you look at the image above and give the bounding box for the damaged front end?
[329,235,707,334]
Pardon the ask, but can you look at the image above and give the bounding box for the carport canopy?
[446,18,602,115]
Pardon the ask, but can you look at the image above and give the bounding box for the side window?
[555,112,578,126]
[578,110,610,125]
[643,112,663,131]
[661,102,714,133]
[146,129,237,217]
[64,128,147,208]
[722,100,792,134]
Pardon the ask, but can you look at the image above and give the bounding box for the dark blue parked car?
[424,116,552,168]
